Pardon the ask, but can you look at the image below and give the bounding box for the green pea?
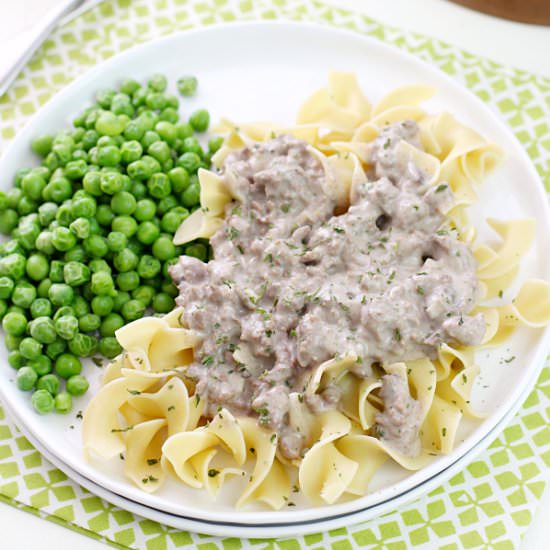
[185,242,208,261]
[91,295,114,316]
[91,271,115,295]
[142,155,161,175]
[111,216,138,238]
[177,152,201,174]
[99,172,123,194]
[72,295,90,318]
[32,134,54,157]
[0,254,26,280]
[2,311,27,336]
[21,172,46,200]
[71,196,97,218]
[68,333,97,357]
[113,291,130,312]
[208,136,224,153]
[145,92,167,110]
[127,238,144,256]
[53,202,73,227]
[69,217,90,240]
[113,248,138,273]
[110,191,136,216]
[96,111,124,136]
[116,271,140,292]
[97,145,122,167]
[0,254,27,281]
[148,73,167,92]
[55,315,79,340]
[36,374,60,395]
[64,159,87,179]
[45,339,66,359]
[62,261,90,287]
[54,353,82,379]
[8,350,24,369]
[48,283,74,306]
[119,79,140,96]
[48,261,64,283]
[181,183,201,207]
[111,93,134,117]
[23,254,48,282]
[82,171,103,196]
[96,204,115,226]
[120,140,143,164]
[30,317,57,344]
[141,131,160,150]
[0,209,19,233]
[161,280,178,297]
[134,199,156,221]
[79,313,101,332]
[6,187,23,208]
[52,226,77,251]
[35,230,55,254]
[0,239,24,256]
[81,129,99,150]
[161,208,188,233]
[189,108,210,132]
[152,292,175,313]
[83,235,109,258]
[89,259,111,274]
[20,337,42,360]
[17,367,38,391]
[176,74,198,95]
[127,159,151,180]
[147,140,171,163]
[131,181,147,200]
[29,356,52,376]
[95,88,115,108]
[100,312,125,337]
[121,299,146,322]
[99,337,123,359]
[136,221,160,245]
[168,167,190,193]
[147,172,171,199]
[155,121,177,144]
[152,235,176,261]
[32,389,55,414]
[157,195,179,216]
[137,255,161,279]
[66,374,89,396]
[55,392,73,414]
[43,177,72,203]
[36,279,52,298]
[132,285,155,307]
[176,122,193,141]
[30,298,52,319]
[0,276,14,299]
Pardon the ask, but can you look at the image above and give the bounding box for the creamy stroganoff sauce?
[170,122,484,458]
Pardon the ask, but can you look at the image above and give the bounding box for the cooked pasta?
[83,72,550,509]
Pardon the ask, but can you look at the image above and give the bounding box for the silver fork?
[0,0,104,97]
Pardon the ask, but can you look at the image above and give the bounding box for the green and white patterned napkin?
[1,1,549,548]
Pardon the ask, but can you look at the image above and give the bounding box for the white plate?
[0,357,541,538]
[0,21,549,532]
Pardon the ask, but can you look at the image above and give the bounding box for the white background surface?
[0,0,549,548]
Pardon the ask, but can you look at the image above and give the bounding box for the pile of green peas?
[0,74,219,415]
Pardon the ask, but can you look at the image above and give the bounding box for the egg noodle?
[82,73,550,509]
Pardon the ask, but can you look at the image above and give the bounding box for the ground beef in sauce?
[170,125,484,459]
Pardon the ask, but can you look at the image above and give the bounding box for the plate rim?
[0,19,549,527]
